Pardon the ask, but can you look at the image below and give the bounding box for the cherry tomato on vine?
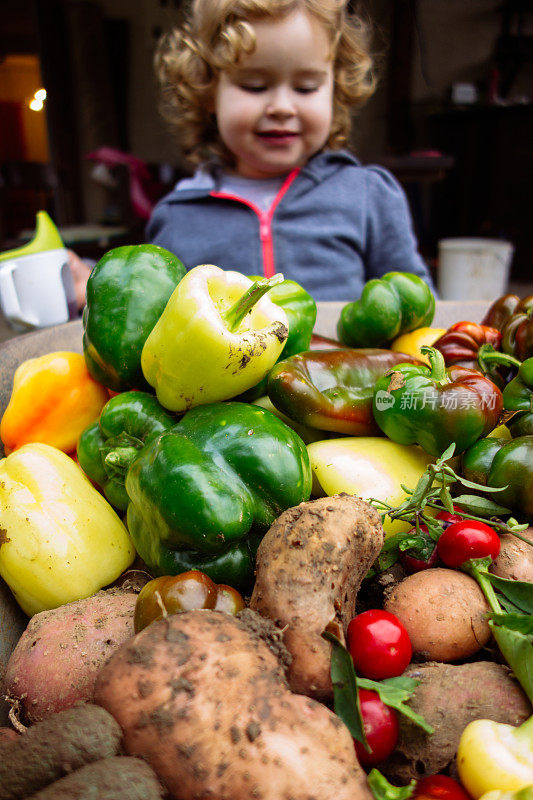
[436,508,464,528]
[413,774,471,800]
[353,689,399,767]
[436,519,501,568]
[347,609,412,680]
[399,524,439,574]
[400,508,466,572]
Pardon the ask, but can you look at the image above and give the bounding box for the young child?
[145,0,435,301]
[69,0,434,306]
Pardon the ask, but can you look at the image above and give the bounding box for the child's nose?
[265,86,296,117]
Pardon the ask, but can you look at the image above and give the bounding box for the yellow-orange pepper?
[391,326,446,365]
[1,351,108,454]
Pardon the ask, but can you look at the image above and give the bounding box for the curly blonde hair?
[155,0,377,167]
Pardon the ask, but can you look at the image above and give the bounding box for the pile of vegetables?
[0,244,532,800]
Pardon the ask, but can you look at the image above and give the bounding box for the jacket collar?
[163,149,361,203]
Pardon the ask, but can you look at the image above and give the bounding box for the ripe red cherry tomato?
[437,519,501,567]
[347,609,412,680]
[353,689,399,767]
[436,509,464,528]
[399,524,439,573]
[400,509,465,573]
[413,774,471,800]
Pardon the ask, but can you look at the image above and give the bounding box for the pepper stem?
[223,273,284,333]
[420,345,448,384]
[478,343,522,371]
[101,433,145,480]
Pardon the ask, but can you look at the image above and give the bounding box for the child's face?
[214,9,334,179]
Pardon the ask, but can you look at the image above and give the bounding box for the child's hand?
[67,250,92,311]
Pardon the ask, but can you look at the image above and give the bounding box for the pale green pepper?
[141,265,289,412]
[307,437,434,536]
[0,443,135,616]
[480,789,533,800]
[458,716,533,798]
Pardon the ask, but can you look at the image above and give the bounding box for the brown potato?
[490,528,533,582]
[250,494,384,701]
[384,568,491,662]
[94,608,372,800]
[379,661,532,783]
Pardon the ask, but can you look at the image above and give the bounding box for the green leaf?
[437,442,456,463]
[439,485,454,513]
[452,494,512,516]
[491,613,533,635]
[367,770,416,800]
[454,475,508,492]
[357,676,434,734]
[404,470,434,510]
[490,620,533,705]
[424,516,444,542]
[322,630,369,748]
[485,573,533,615]
[497,596,528,615]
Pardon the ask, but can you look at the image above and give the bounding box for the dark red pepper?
[433,321,501,369]
[481,293,524,330]
[482,294,533,362]
[267,348,421,435]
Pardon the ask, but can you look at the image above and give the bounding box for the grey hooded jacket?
[146,149,435,301]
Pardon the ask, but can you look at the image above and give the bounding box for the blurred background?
[0,0,532,283]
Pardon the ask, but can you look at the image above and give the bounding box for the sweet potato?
[250,493,384,700]
[379,661,532,783]
[25,756,164,800]
[384,568,491,662]
[94,608,373,800]
[4,588,137,724]
[490,527,533,582]
[0,704,122,800]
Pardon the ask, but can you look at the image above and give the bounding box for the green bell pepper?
[267,348,420,435]
[503,357,533,415]
[509,412,533,437]
[461,435,533,518]
[83,244,186,392]
[121,402,312,590]
[77,391,176,510]
[237,277,317,402]
[372,346,503,457]
[337,271,435,348]
[477,348,533,437]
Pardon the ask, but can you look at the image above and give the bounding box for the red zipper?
[210,167,300,278]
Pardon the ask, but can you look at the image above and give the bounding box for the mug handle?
[0,263,38,327]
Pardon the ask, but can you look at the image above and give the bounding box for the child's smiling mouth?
[256,130,300,144]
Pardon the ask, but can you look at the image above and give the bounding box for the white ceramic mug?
[0,248,77,331]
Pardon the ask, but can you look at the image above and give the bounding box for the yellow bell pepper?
[307,437,434,536]
[0,443,135,616]
[141,265,289,412]
[391,326,446,365]
[0,351,109,454]
[457,716,533,798]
